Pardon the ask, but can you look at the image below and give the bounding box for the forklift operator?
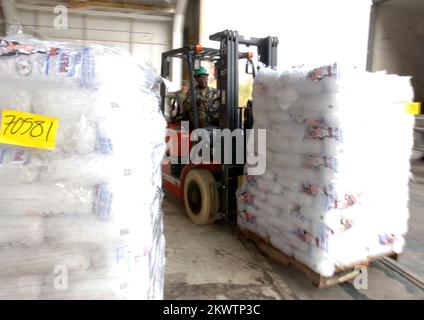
[182,66,220,128]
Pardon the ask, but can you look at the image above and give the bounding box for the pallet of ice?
[239,63,414,277]
[0,35,166,299]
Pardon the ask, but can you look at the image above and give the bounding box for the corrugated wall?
[371,1,424,102]
[9,2,173,72]
[0,6,5,36]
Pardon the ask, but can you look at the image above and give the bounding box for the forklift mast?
[209,30,278,222]
[210,30,278,130]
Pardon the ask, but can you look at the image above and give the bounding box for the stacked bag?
[238,63,414,277]
[0,36,166,299]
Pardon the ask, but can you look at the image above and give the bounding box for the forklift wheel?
[183,169,219,226]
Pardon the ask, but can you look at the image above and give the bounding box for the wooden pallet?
[239,228,397,289]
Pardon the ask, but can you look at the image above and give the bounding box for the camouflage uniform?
[167,89,187,120]
[182,87,220,128]
[167,89,187,102]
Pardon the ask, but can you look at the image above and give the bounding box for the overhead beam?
[69,0,174,13]
[14,3,174,22]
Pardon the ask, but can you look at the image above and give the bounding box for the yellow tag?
[0,110,59,149]
[405,102,421,115]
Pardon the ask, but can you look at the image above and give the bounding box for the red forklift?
[160,30,278,225]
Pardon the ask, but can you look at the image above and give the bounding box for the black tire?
[183,169,219,226]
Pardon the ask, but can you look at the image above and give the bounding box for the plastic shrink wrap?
[0,35,166,299]
[238,63,414,277]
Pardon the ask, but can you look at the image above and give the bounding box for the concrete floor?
[163,161,424,300]
[400,160,424,280]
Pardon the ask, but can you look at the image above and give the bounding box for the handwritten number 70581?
[3,115,54,141]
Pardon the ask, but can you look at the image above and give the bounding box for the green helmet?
[194,66,209,77]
